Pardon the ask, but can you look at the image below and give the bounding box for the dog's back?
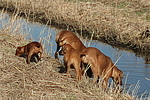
[25,42,42,54]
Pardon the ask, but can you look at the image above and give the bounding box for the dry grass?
[0,33,134,100]
[0,0,150,54]
[0,28,133,100]
[0,0,149,99]
[0,10,136,100]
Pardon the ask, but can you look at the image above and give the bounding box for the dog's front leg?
[26,52,32,64]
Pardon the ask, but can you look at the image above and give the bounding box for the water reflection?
[0,12,150,98]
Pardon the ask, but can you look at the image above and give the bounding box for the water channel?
[0,12,150,98]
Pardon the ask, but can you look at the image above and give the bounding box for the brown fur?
[80,47,123,87]
[15,42,43,64]
[55,31,86,59]
[61,44,82,81]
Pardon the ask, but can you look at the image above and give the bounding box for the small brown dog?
[15,42,43,64]
[61,44,82,81]
[55,31,86,59]
[80,47,123,88]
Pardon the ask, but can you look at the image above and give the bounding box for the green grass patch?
[135,8,150,15]
[117,2,130,8]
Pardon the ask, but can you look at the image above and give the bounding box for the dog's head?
[59,44,74,55]
[112,67,124,86]
[15,46,25,57]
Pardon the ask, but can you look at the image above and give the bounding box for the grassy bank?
[0,12,135,100]
[0,0,150,55]
[0,35,134,99]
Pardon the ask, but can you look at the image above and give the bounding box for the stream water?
[0,12,150,98]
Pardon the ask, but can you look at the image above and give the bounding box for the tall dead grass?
[0,0,150,54]
[0,9,138,100]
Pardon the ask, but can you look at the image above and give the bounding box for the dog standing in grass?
[60,44,82,82]
[80,47,123,88]
[15,42,43,64]
[55,31,86,59]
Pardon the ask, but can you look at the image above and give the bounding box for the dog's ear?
[16,47,21,50]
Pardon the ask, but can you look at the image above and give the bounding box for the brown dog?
[15,42,43,64]
[55,31,86,59]
[80,47,123,88]
[61,44,82,81]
